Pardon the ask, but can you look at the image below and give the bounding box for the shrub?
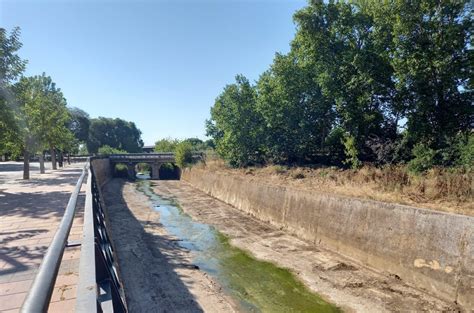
[175,142,193,168]
[114,163,128,177]
[271,165,288,175]
[408,143,436,173]
[457,134,474,169]
[291,171,305,179]
[98,145,127,155]
[342,134,361,169]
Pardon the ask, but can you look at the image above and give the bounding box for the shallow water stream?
[136,180,340,313]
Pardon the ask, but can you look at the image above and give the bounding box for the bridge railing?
[108,152,203,161]
[109,153,175,160]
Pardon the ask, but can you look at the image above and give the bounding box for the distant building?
[143,145,155,153]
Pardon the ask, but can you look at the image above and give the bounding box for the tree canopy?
[87,117,144,153]
[206,0,473,170]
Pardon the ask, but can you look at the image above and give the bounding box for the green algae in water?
[136,181,341,313]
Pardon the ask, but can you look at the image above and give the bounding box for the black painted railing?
[76,162,127,312]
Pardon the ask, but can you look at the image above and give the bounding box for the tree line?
[154,137,213,167]
[206,0,473,172]
[0,27,143,178]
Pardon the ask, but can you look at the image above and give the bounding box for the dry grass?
[199,160,474,216]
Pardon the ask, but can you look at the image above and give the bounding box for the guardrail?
[108,153,175,160]
[20,160,127,313]
[108,152,203,161]
[76,162,127,312]
[21,165,88,312]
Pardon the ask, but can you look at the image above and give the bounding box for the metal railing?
[20,160,127,313]
[108,153,175,161]
[76,163,127,312]
[108,152,203,161]
[21,165,88,312]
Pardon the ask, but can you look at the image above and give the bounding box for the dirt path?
[102,179,238,313]
[151,180,457,312]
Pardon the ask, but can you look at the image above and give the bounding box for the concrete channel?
[90,158,472,312]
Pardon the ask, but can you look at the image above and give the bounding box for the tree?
[207,75,264,167]
[98,145,127,154]
[0,27,27,155]
[12,74,73,176]
[68,107,90,143]
[256,52,335,164]
[387,0,472,149]
[175,141,193,168]
[293,1,397,161]
[154,138,179,152]
[11,76,45,178]
[39,74,72,170]
[87,117,143,153]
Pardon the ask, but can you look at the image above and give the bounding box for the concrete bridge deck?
[0,162,86,312]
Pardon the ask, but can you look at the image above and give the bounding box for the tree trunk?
[58,151,63,168]
[50,146,57,170]
[67,153,71,165]
[39,153,45,174]
[23,149,30,179]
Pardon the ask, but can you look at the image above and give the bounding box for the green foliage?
[154,138,179,152]
[68,107,90,142]
[98,145,127,155]
[342,134,361,169]
[206,0,472,169]
[175,141,193,168]
[136,162,150,173]
[386,1,472,147]
[78,143,89,155]
[114,163,128,178]
[11,74,73,156]
[457,134,474,169]
[324,127,346,165]
[87,117,143,153]
[256,53,334,163]
[207,75,264,167]
[154,137,212,153]
[0,27,27,153]
[0,27,27,85]
[408,143,436,174]
[182,137,213,151]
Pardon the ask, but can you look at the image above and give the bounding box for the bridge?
[108,153,202,180]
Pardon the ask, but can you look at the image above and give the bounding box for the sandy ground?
[102,179,239,313]
[103,178,457,312]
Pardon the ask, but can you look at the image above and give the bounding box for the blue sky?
[1,0,306,145]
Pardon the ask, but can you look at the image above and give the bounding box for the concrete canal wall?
[182,168,474,309]
[91,158,112,187]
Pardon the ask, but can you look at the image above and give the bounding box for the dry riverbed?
[104,178,457,312]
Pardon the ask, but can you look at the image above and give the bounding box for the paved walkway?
[0,162,86,312]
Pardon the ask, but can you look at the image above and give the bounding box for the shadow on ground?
[0,190,72,219]
[0,229,49,276]
[102,179,204,313]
